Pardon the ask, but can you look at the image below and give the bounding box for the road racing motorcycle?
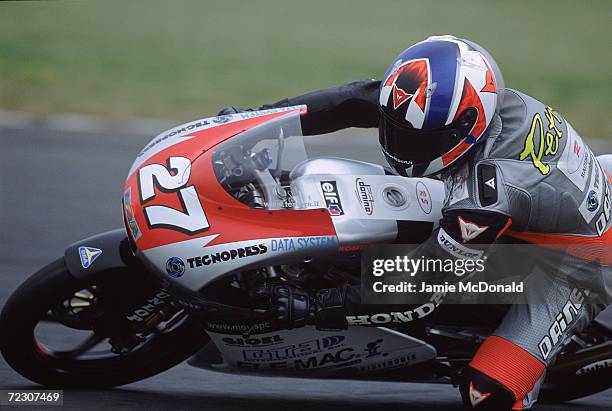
[2,107,612,404]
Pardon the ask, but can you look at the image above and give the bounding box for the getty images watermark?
[370,255,522,295]
[360,244,612,305]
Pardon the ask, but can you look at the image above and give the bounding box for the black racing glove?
[269,284,351,331]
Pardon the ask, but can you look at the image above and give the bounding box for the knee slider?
[459,366,515,410]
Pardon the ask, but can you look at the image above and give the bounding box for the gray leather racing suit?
[250,80,611,410]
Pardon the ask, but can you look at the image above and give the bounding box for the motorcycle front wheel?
[0,258,209,388]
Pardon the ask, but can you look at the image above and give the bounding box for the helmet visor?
[378,109,476,166]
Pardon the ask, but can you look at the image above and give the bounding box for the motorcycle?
[1,106,612,404]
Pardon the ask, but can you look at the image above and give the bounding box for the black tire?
[0,258,209,388]
[539,341,612,403]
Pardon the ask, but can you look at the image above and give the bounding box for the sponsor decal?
[187,244,267,268]
[469,382,491,407]
[355,178,374,215]
[321,181,344,216]
[320,181,344,216]
[221,335,284,347]
[270,236,336,252]
[364,339,386,358]
[126,291,171,322]
[538,288,586,360]
[393,84,412,110]
[205,320,272,335]
[587,190,599,212]
[165,256,185,278]
[138,119,212,157]
[457,216,488,243]
[237,106,302,120]
[78,246,102,269]
[212,115,231,124]
[294,348,358,369]
[477,164,498,206]
[437,228,484,259]
[575,358,612,375]
[230,338,405,372]
[558,124,590,191]
[519,106,564,175]
[578,156,603,224]
[415,181,432,214]
[242,336,345,362]
[595,182,611,236]
[346,293,443,325]
[123,187,142,240]
[236,348,358,371]
[358,352,418,372]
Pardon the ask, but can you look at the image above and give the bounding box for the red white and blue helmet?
[379,35,504,177]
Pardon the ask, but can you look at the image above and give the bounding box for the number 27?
[138,156,209,234]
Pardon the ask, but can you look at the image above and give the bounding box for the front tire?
[0,258,209,388]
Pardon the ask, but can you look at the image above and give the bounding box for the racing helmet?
[379,35,504,177]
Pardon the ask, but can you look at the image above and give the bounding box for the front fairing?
[122,108,338,295]
[122,107,444,297]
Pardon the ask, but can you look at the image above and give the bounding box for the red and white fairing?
[123,107,444,294]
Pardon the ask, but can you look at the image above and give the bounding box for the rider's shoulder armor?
[444,89,611,237]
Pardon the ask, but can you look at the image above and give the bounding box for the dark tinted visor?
[379,108,476,165]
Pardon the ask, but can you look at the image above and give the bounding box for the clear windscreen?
[210,112,309,210]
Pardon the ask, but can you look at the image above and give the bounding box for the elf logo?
[485,178,496,190]
[321,181,344,216]
[78,246,102,269]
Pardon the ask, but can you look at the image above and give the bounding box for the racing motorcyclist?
[219,35,610,410]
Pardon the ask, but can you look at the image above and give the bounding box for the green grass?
[0,0,611,137]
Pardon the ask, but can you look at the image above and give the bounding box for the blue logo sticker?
[587,190,599,212]
[213,115,231,124]
[79,246,102,269]
[166,257,185,278]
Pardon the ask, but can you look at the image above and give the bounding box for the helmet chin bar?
[379,108,478,177]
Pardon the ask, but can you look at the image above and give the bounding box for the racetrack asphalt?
[1,122,611,410]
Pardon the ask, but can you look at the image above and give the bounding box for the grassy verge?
[0,0,610,137]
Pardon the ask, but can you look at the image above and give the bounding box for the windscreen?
[210,112,308,210]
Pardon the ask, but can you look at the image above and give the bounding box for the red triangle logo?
[393,84,413,110]
[481,61,497,93]
[469,382,491,406]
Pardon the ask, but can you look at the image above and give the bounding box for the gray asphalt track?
[1,123,612,410]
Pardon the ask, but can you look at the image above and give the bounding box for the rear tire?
[0,258,209,388]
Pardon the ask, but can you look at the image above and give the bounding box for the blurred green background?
[0,0,610,137]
